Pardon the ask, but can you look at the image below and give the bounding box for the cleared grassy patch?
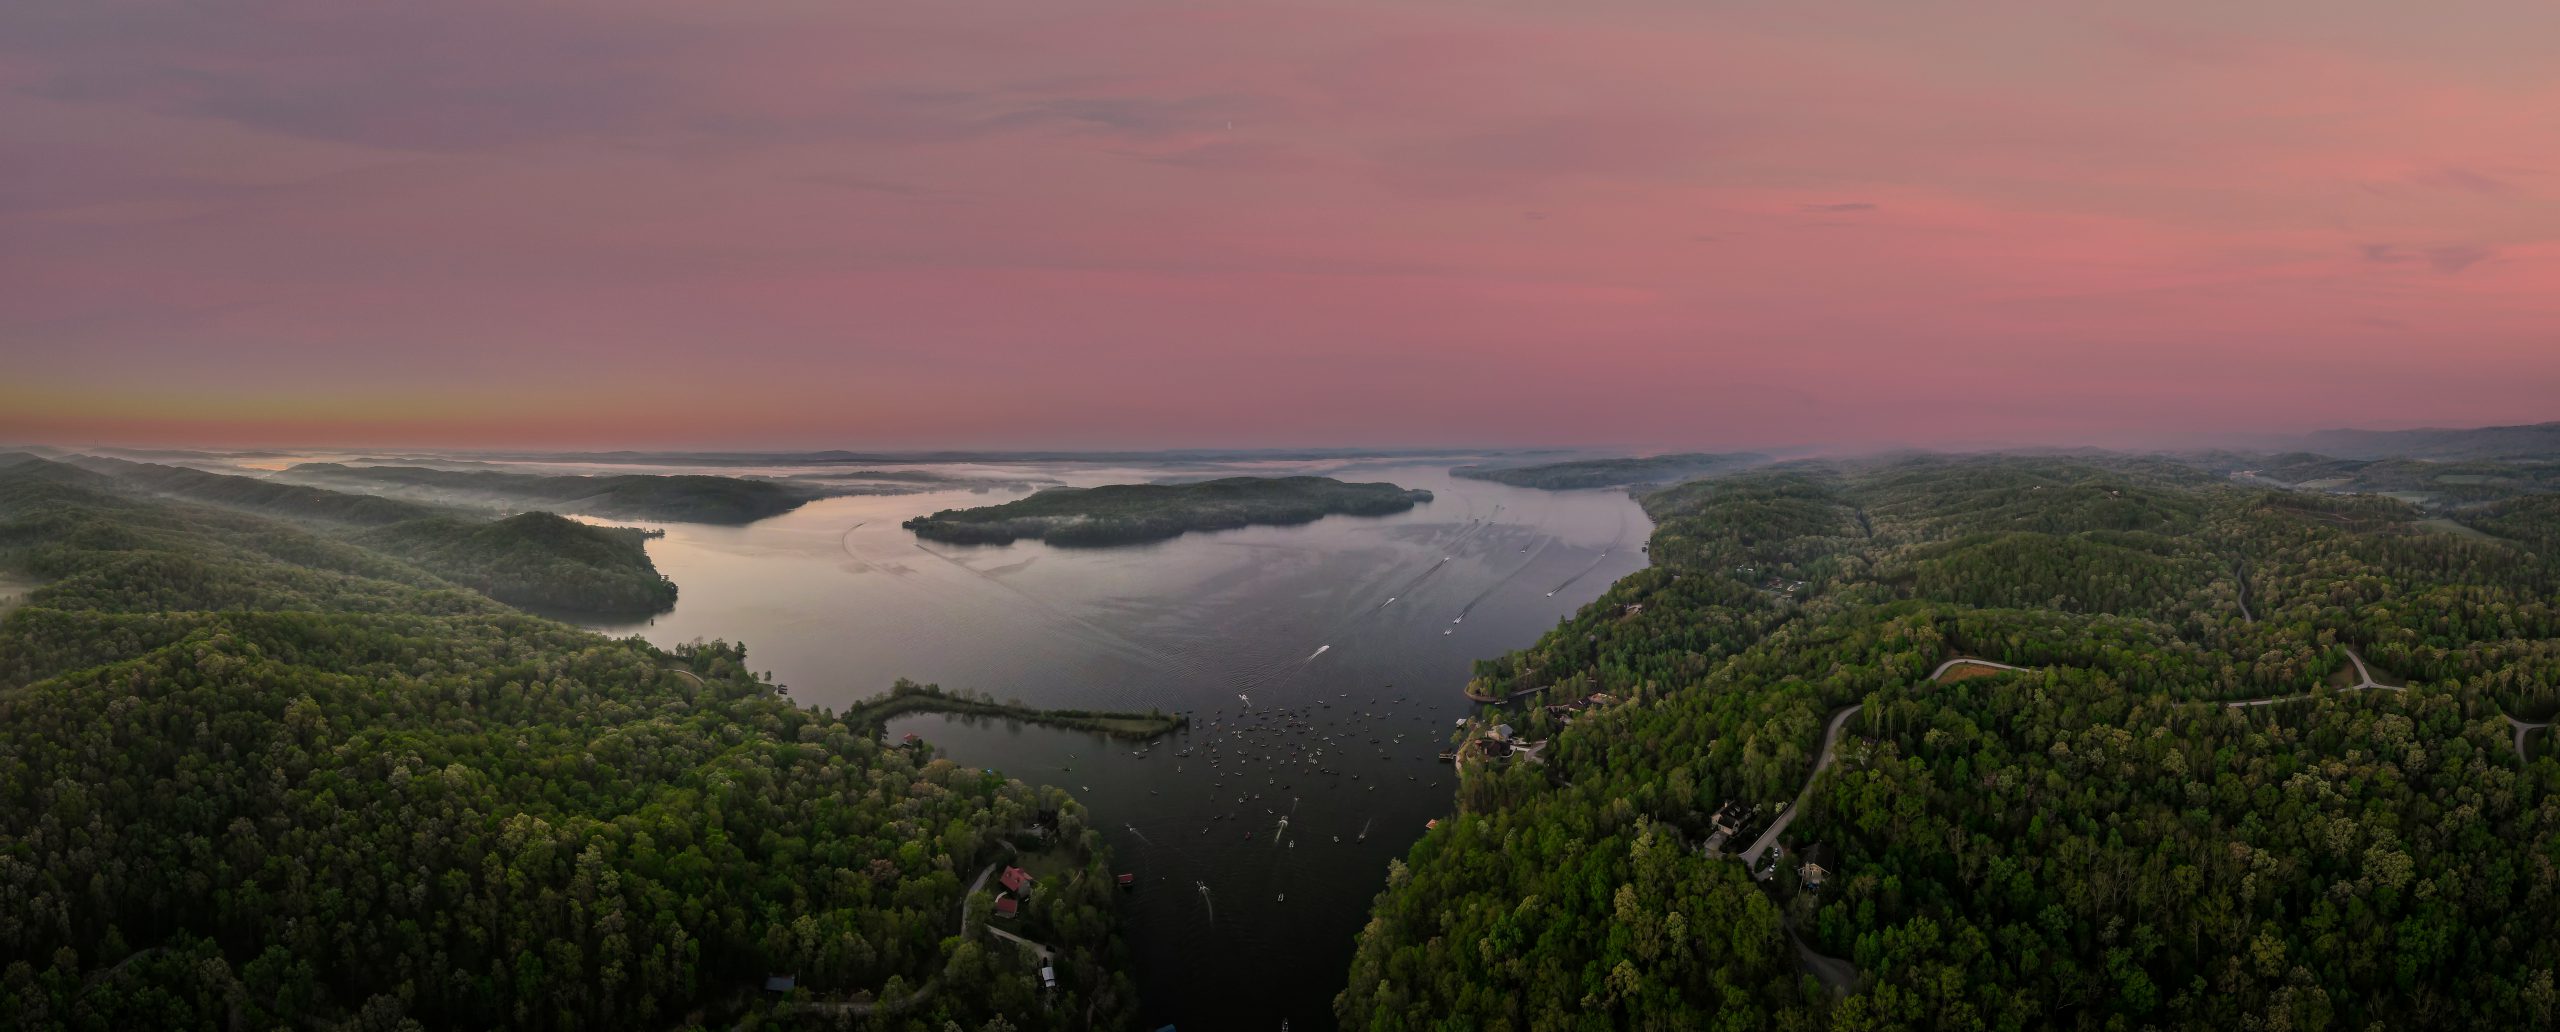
[1935,660,2018,684]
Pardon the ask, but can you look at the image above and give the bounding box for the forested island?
[0,452,1139,1030]
[903,475,1432,546]
[281,462,853,524]
[1451,450,1766,490]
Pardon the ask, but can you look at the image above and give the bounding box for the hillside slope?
[1341,456,2560,1031]
[0,456,1138,1030]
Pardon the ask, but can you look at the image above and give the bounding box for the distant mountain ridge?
[1452,451,1770,490]
[2298,421,2560,460]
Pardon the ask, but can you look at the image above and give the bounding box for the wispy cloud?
[2360,242,2496,273]
[2408,166,2517,195]
[2425,244,2495,273]
[2360,243,2416,264]
[1798,202,1877,213]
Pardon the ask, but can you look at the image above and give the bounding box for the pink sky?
[4,1,2557,451]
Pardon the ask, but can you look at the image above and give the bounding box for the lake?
[578,459,1652,1030]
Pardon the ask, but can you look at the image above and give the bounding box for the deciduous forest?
[1339,456,2560,1032]
[0,455,1135,1031]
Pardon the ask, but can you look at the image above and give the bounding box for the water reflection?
[577,461,1650,1029]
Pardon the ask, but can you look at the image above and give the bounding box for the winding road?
[1787,929,1858,998]
[2232,560,2258,624]
[1700,553,2545,996]
[776,852,1058,1019]
[2509,715,2551,761]
[1738,704,1865,867]
[2222,647,2404,709]
[1738,659,2031,871]
[1918,648,2539,765]
[989,927,1056,964]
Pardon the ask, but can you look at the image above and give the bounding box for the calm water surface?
[580,461,1651,1030]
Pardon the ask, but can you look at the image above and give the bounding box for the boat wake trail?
[836,522,876,572]
[1546,507,1632,598]
[1372,503,1509,612]
[1454,533,1555,620]
[911,542,1192,678]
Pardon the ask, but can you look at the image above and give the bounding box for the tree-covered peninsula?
[1342,454,2560,1032]
[903,475,1432,546]
[0,454,1139,1031]
[282,462,850,524]
[50,454,676,616]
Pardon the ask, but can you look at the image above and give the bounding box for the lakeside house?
[1543,691,1621,727]
[1702,799,1757,856]
[1709,800,1751,837]
[994,895,1019,919]
[1000,866,1034,893]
